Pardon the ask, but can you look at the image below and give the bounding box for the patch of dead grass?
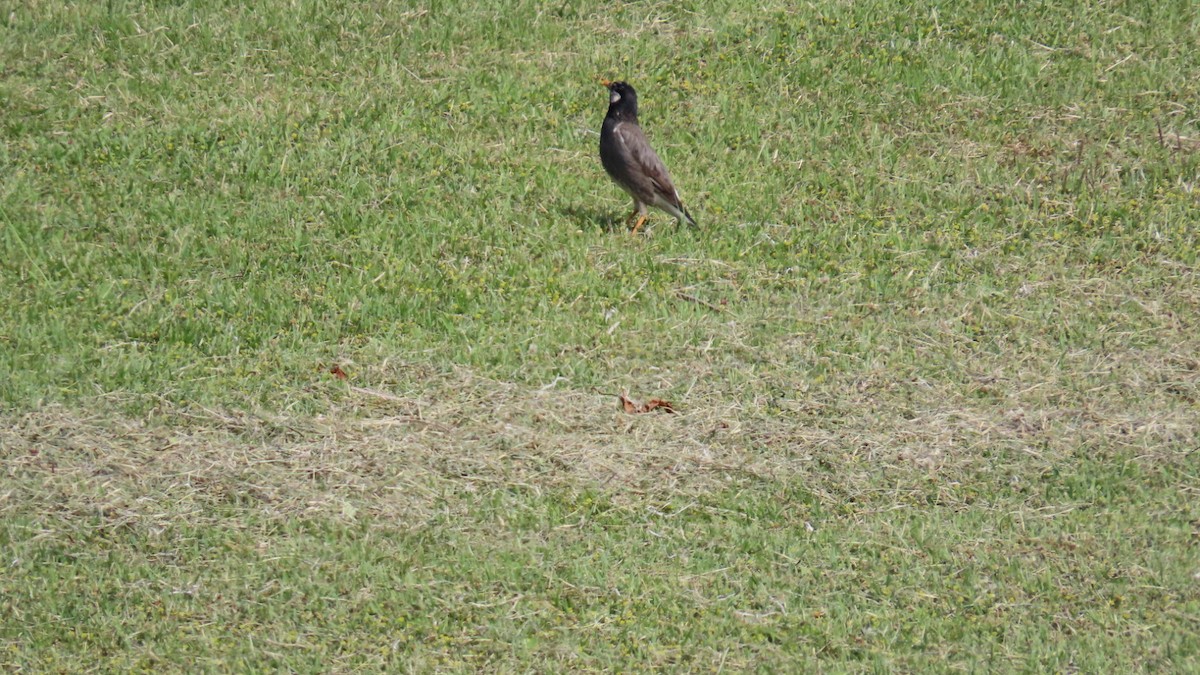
[4,345,1196,536]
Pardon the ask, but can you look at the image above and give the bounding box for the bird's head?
[600,79,638,119]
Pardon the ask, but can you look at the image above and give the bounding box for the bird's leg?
[628,201,648,235]
[630,214,648,235]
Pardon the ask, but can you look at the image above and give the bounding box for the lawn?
[2,0,1199,670]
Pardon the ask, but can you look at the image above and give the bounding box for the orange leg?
[630,214,648,235]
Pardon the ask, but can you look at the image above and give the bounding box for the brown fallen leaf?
[644,398,676,413]
[620,392,638,414]
[329,365,348,380]
[619,391,676,414]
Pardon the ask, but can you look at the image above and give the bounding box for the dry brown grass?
[5,341,1196,536]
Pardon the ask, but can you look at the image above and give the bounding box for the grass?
[2,0,1199,670]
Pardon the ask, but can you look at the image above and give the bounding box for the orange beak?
[599,77,613,87]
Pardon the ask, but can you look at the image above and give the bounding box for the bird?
[598,79,696,234]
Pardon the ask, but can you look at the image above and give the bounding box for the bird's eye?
[610,92,621,103]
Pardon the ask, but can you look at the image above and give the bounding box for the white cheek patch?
[610,91,621,104]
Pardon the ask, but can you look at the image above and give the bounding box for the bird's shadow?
[557,202,622,233]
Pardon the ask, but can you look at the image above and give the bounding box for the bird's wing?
[615,123,685,210]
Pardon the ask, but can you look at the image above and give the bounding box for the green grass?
[2,0,1199,670]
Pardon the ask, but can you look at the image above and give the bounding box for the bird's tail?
[682,206,697,227]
